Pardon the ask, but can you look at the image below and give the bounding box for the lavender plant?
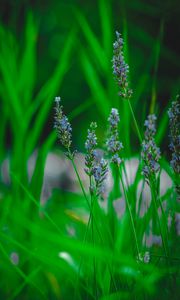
[51,33,180,300]
[112,31,142,143]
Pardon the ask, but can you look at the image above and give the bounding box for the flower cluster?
[85,123,108,197]
[54,97,72,151]
[112,31,132,99]
[141,114,161,183]
[92,158,108,197]
[168,96,180,175]
[137,251,150,264]
[106,108,123,166]
[84,122,98,176]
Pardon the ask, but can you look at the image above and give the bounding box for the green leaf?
[80,49,110,118]
[29,131,56,201]
[18,12,38,106]
[74,8,108,73]
[99,0,112,57]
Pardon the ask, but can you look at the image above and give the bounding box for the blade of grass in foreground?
[74,8,108,73]
[18,12,37,106]
[150,19,164,114]
[10,172,63,235]
[9,267,43,300]
[80,49,110,117]
[29,131,56,201]
[99,0,112,58]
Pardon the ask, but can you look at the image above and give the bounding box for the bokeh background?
[1,0,180,154]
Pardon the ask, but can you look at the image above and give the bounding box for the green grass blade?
[80,49,110,117]
[99,0,112,57]
[74,8,108,73]
[29,131,56,200]
[18,12,38,106]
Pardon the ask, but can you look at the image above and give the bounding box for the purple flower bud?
[84,122,98,176]
[112,31,132,99]
[84,124,108,198]
[106,108,123,166]
[141,114,161,183]
[54,97,72,150]
[168,96,180,176]
[92,158,108,196]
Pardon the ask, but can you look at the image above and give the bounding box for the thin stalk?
[73,176,95,300]
[70,155,118,294]
[150,184,169,259]
[150,185,177,297]
[127,99,142,143]
[118,166,140,257]
[70,156,90,206]
[70,155,101,238]
[91,192,98,299]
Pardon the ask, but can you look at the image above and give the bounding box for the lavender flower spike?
[168,96,180,175]
[84,122,98,176]
[168,96,180,198]
[54,96,72,151]
[92,158,108,197]
[84,122,108,198]
[141,114,161,183]
[106,108,123,166]
[112,31,132,99]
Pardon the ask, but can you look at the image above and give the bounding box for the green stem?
[127,99,142,143]
[71,157,118,291]
[70,156,90,205]
[90,190,98,299]
[118,166,140,257]
[150,184,169,259]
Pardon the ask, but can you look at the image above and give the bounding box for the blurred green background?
[1,0,180,153]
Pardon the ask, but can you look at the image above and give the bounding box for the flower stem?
[118,166,140,257]
[127,99,142,143]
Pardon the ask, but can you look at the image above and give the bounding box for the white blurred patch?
[58,251,78,272]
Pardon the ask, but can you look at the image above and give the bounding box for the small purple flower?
[54,97,72,151]
[92,158,108,197]
[111,153,122,165]
[106,108,123,166]
[141,114,161,183]
[84,122,98,176]
[85,122,97,152]
[108,108,120,127]
[168,97,180,175]
[85,123,108,198]
[137,251,150,264]
[107,137,123,153]
[144,114,157,138]
[112,31,132,99]
[168,96,180,198]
